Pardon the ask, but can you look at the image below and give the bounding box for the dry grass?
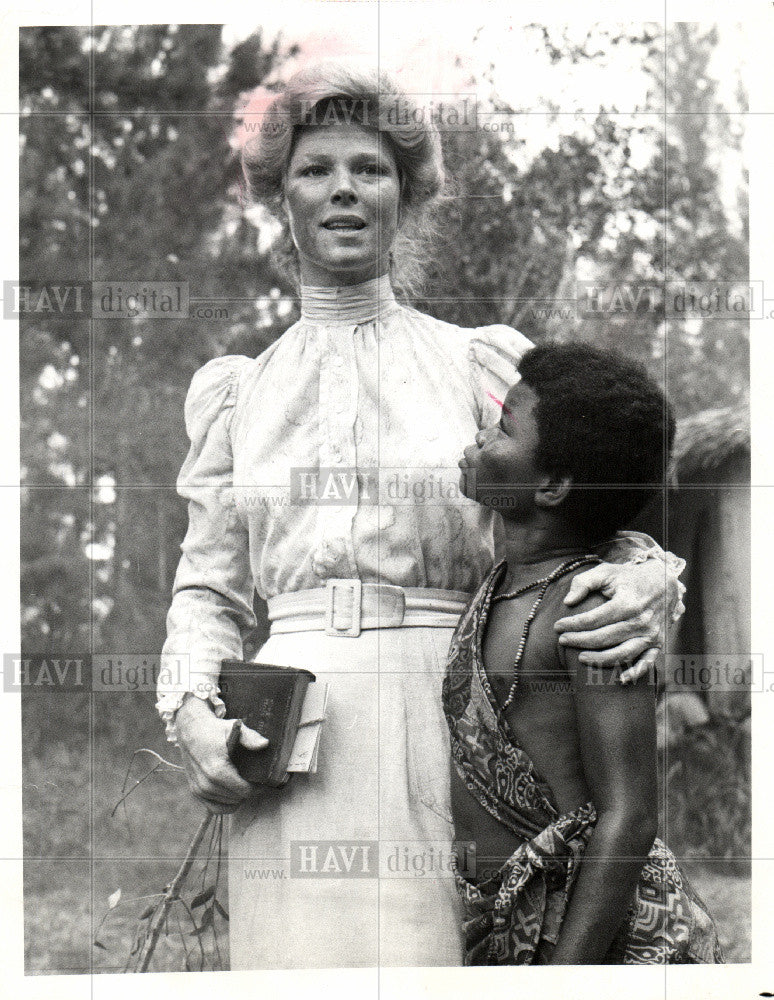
[23,692,228,974]
[659,720,751,870]
[680,863,751,963]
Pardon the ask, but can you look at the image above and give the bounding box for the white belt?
[267,579,471,637]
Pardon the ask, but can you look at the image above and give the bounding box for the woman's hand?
[554,559,674,683]
[174,694,268,814]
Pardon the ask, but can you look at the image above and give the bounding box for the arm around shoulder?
[599,530,686,625]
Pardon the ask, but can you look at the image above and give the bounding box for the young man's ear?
[534,474,573,510]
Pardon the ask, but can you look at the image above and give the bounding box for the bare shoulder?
[538,570,610,672]
[544,567,609,622]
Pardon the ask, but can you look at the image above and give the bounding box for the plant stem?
[134,812,215,973]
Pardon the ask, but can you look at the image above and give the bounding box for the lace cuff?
[156,685,227,746]
[608,531,687,625]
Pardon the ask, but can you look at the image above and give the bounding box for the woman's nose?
[331,168,357,205]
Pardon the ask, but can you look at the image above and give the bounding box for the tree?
[20,26,285,654]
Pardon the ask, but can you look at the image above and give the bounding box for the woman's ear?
[535,474,573,510]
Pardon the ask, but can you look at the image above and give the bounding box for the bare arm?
[548,607,659,964]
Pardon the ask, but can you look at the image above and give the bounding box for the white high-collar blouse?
[156,275,678,736]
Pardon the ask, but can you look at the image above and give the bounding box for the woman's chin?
[469,486,509,512]
[304,257,383,285]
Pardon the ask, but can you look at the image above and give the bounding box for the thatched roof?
[674,403,750,480]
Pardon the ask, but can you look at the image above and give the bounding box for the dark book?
[219,660,316,787]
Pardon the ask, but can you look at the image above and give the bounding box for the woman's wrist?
[174,692,217,741]
[156,684,224,745]
[602,531,687,626]
[634,548,686,625]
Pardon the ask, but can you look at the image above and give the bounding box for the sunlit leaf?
[108,888,122,910]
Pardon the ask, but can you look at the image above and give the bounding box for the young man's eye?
[300,164,327,176]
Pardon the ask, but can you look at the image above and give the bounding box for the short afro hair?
[516,341,675,539]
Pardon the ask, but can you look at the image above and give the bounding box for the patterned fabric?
[442,560,724,965]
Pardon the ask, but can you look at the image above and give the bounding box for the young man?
[444,342,723,964]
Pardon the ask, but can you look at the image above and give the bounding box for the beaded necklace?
[491,555,602,713]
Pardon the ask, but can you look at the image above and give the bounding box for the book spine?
[269,676,313,784]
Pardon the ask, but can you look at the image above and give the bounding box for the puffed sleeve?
[156,355,255,743]
[467,323,534,429]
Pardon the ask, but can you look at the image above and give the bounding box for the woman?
[156,63,683,970]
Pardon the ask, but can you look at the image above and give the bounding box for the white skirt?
[227,625,465,969]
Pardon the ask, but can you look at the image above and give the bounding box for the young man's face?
[459,381,547,516]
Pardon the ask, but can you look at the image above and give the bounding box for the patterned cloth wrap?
[442,562,724,965]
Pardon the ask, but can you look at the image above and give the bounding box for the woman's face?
[283,121,401,287]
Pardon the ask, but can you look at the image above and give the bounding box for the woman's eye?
[300,164,326,176]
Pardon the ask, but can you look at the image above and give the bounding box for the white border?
[2,2,772,998]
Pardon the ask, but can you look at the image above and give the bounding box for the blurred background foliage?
[19,23,750,972]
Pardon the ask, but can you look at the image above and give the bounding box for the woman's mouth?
[321,216,367,231]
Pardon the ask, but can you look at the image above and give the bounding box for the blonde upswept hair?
[240,62,447,296]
